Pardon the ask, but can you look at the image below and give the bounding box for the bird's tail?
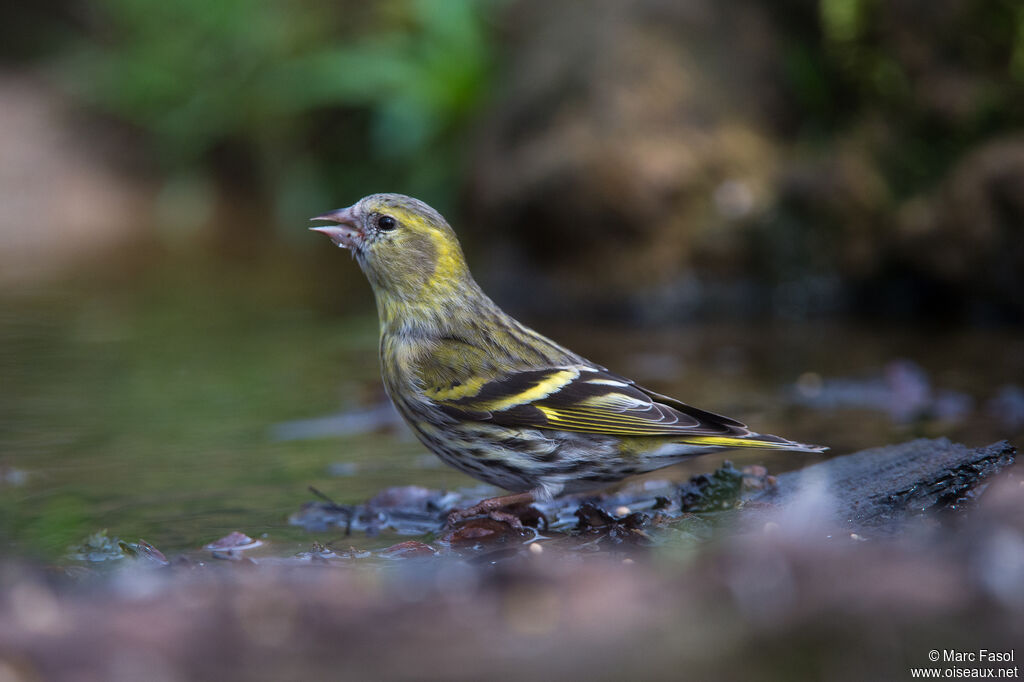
[677,432,827,454]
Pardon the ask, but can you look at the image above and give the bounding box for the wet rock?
[573,503,652,546]
[291,439,1014,550]
[987,385,1024,430]
[205,532,261,552]
[377,541,437,559]
[366,486,446,510]
[117,541,169,567]
[790,359,974,424]
[293,543,338,562]
[271,401,404,441]
[440,518,528,547]
[750,438,1016,534]
[289,486,461,536]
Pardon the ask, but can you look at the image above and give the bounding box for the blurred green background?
[1,0,1022,560]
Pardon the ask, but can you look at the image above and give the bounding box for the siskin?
[311,194,824,521]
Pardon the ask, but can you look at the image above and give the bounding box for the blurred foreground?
[0,441,1019,682]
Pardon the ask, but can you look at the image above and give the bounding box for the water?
[1,262,1021,562]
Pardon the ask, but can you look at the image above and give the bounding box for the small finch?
[311,194,824,522]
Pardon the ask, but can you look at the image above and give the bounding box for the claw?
[445,491,541,530]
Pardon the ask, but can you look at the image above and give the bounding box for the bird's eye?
[377,215,397,231]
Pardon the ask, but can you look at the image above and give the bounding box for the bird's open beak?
[310,205,361,249]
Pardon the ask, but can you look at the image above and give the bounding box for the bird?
[311,193,825,524]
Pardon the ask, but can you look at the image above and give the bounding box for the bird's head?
[311,194,476,319]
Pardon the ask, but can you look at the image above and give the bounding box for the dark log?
[748,438,1016,533]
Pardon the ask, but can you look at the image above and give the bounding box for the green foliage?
[820,0,869,44]
[773,0,1024,197]
[59,0,501,218]
[816,0,1024,113]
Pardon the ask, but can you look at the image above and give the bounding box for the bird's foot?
[446,492,542,530]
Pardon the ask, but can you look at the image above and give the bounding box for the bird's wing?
[428,364,755,439]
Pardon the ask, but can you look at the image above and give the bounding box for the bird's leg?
[446,492,537,529]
